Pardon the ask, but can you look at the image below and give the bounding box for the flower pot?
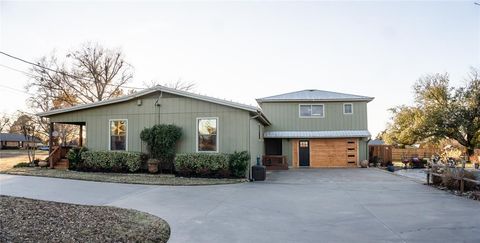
[147,159,159,174]
[38,161,48,168]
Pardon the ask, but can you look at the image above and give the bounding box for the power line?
[0,63,35,77]
[0,84,33,95]
[0,51,145,90]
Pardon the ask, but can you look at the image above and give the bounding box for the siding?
[48,92,254,156]
[260,102,368,131]
[281,139,293,166]
[249,119,264,167]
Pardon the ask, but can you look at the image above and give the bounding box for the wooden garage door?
[293,138,358,167]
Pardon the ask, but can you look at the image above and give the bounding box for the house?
[0,133,42,149]
[37,86,374,174]
[257,89,373,167]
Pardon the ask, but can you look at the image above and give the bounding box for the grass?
[0,195,170,242]
[0,149,48,171]
[3,167,247,186]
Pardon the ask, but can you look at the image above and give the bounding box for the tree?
[144,79,196,91]
[9,113,34,134]
[25,42,134,142]
[381,106,426,146]
[384,68,480,157]
[0,113,11,133]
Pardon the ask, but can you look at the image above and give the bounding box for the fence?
[426,163,480,193]
[369,145,439,163]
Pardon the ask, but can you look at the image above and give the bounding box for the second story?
[256,89,374,131]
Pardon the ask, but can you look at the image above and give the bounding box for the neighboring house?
[37,86,374,175]
[368,139,385,146]
[0,133,42,149]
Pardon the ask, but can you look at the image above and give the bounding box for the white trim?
[298,104,325,118]
[108,119,128,151]
[343,103,353,115]
[195,117,219,153]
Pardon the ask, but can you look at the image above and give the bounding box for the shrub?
[442,169,479,191]
[228,151,250,178]
[66,147,88,170]
[140,124,182,172]
[13,162,32,168]
[175,153,229,177]
[81,151,143,173]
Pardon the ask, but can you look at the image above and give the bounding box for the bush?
[81,151,144,173]
[228,151,250,178]
[140,124,182,172]
[13,162,32,168]
[174,151,250,178]
[66,147,88,170]
[175,153,229,177]
[442,169,478,191]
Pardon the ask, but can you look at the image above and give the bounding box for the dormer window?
[343,103,353,114]
[299,104,324,118]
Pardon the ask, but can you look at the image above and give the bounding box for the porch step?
[54,159,69,170]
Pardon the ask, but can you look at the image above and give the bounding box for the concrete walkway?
[1,169,479,243]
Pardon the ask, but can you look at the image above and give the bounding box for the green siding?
[282,139,293,166]
[48,92,257,156]
[260,102,368,131]
[249,119,264,167]
[358,139,368,161]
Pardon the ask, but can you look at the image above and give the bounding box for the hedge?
[66,147,88,170]
[81,151,144,173]
[175,151,250,178]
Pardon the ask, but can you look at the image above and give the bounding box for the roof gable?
[256,89,374,103]
[36,85,271,125]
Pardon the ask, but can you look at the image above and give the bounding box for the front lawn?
[0,195,170,242]
[3,167,246,186]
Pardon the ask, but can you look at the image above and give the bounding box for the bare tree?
[27,42,134,110]
[25,42,134,142]
[144,79,196,91]
[0,113,11,133]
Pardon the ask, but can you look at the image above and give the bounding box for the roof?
[0,133,42,143]
[256,89,374,103]
[368,139,385,146]
[263,130,371,139]
[36,85,271,126]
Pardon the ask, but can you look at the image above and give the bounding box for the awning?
[264,130,371,139]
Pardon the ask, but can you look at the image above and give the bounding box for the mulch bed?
[0,196,170,243]
[3,167,246,186]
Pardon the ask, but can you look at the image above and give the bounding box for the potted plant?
[147,159,159,173]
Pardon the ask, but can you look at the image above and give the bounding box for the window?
[110,119,127,150]
[197,118,218,152]
[299,104,324,118]
[344,103,353,114]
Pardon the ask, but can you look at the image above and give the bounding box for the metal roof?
[36,85,271,126]
[256,89,374,103]
[264,130,371,139]
[0,133,42,143]
[368,139,385,145]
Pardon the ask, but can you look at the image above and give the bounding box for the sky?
[0,0,479,137]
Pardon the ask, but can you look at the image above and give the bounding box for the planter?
[147,159,159,174]
[386,165,395,172]
[360,160,368,168]
[38,160,48,168]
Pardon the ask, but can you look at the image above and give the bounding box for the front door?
[299,140,310,166]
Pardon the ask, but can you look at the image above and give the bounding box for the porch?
[48,122,85,169]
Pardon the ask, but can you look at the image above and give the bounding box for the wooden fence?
[426,164,480,193]
[369,145,439,163]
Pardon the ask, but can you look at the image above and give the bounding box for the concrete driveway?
[1,169,479,243]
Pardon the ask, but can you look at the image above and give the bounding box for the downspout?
[248,114,261,181]
[366,137,371,162]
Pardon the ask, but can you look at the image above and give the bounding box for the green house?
[38,86,374,176]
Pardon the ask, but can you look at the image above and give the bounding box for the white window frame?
[108,119,128,151]
[299,104,325,118]
[196,117,219,153]
[343,103,354,115]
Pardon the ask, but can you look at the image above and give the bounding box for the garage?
[292,138,358,167]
